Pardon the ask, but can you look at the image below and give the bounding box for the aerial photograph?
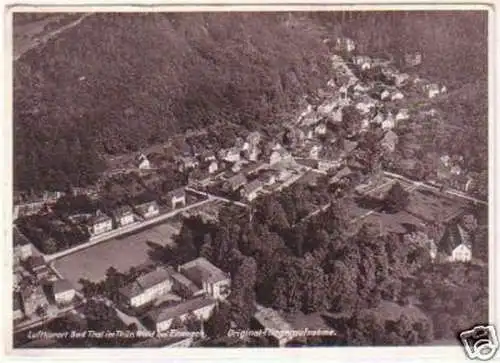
[12,10,489,349]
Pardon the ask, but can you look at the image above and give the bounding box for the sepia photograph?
[7,5,494,358]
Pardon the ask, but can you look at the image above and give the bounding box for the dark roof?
[114,205,133,217]
[179,257,228,286]
[243,179,264,194]
[90,212,112,225]
[53,279,74,294]
[147,296,216,324]
[438,223,472,255]
[120,268,172,299]
[170,271,201,295]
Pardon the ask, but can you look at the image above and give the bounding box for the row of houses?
[118,257,230,332]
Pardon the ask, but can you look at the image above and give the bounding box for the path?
[45,198,213,262]
[14,13,92,61]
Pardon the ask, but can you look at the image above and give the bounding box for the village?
[12,35,488,348]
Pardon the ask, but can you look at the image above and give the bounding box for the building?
[14,227,32,263]
[352,55,372,70]
[20,285,49,317]
[258,170,277,186]
[438,223,472,262]
[52,279,76,305]
[424,83,442,99]
[26,256,50,279]
[208,160,218,174]
[113,206,135,227]
[136,201,160,219]
[225,173,247,192]
[177,156,199,172]
[329,166,354,185]
[145,296,216,332]
[246,131,262,147]
[241,179,265,202]
[200,151,216,163]
[13,292,23,320]
[405,52,422,67]
[391,91,405,101]
[253,304,294,347]
[396,108,410,121]
[381,130,399,153]
[138,153,151,170]
[179,257,231,300]
[314,123,327,135]
[89,211,113,236]
[222,148,241,163]
[119,268,173,307]
[335,37,356,53]
[170,269,204,299]
[269,149,291,165]
[167,188,186,209]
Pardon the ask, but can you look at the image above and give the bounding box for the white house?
[394,73,410,87]
[208,160,218,174]
[380,89,391,101]
[136,201,160,219]
[396,108,410,121]
[335,37,356,53]
[179,257,231,300]
[391,91,405,101]
[90,211,113,236]
[138,153,151,170]
[241,179,265,202]
[113,206,135,227]
[147,296,216,333]
[438,223,472,263]
[382,113,396,130]
[167,188,186,209]
[424,83,441,99]
[120,268,173,307]
[52,279,76,305]
[222,148,241,163]
[314,123,327,135]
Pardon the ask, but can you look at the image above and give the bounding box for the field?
[53,222,180,287]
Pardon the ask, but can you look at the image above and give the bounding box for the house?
[394,73,410,87]
[137,153,151,170]
[258,170,277,186]
[14,227,32,262]
[26,256,50,279]
[13,292,23,321]
[380,89,391,101]
[200,151,216,163]
[315,123,327,135]
[113,206,135,227]
[329,166,354,184]
[269,149,291,165]
[450,165,462,176]
[396,108,410,121]
[391,91,404,101]
[438,223,472,262]
[253,304,294,347]
[20,284,49,317]
[381,130,399,153]
[89,211,113,236]
[167,188,186,209]
[382,112,396,130]
[222,148,241,163]
[208,160,218,174]
[52,279,76,305]
[335,37,356,53]
[241,179,265,202]
[177,156,199,172]
[146,296,216,333]
[179,257,231,300]
[243,146,260,162]
[136,201,160,219]
[170,270,204,299]
[246,131,262,147]
[405,52,422,67]
[225,173,247,192]
[119,268,173,307]
[308,144,323,159]
[424,83,442,99]
[352,55,372,70]
[355,97,376,115]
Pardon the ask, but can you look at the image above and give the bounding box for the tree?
[384,182,410,213]
[184,311,202,332]
[204,303,231,339]
[83,299,118,331]
[229,256,257,328]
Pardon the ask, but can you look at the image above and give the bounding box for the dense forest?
[14,11,488,192]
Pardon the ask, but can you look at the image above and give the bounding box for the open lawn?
[406,189,467,223]
[53,222,180,287]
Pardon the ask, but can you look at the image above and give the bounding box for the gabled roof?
[147,296,216,324]
[226,173,247,189]
[243,179,265,195]
[53,279,74,294]
[179,257,228,287]
[438,223,472,255]
[113,205,133,217]
[119,268,172,299]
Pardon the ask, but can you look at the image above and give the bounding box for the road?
[382,171,487,206]
[185,187,249,208]
[14,13,92,61]
[45,198,214,262]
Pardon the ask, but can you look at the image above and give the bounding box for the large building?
[145,296,216,332]
[119,268,173,307]
[89,211,113,236]
[52,279,76,306]
[438,223,473,262]
[178,257,231,300]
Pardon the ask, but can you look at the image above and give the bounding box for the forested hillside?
[13,11,488,192]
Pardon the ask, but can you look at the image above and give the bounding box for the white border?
[1,2,497,362]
